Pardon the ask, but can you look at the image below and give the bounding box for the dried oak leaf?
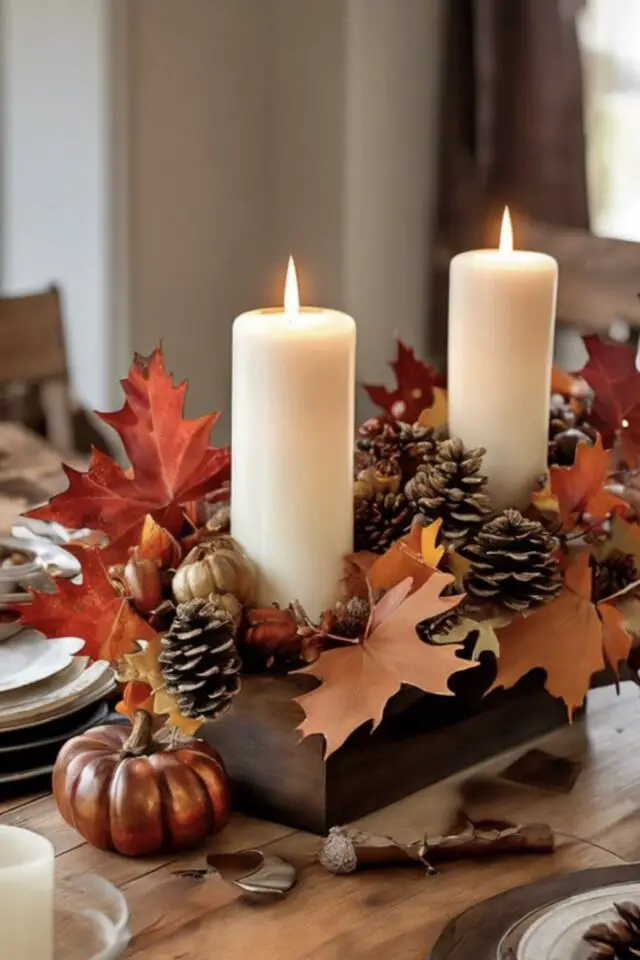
[369,519,444,595]
[363,339,446,422]
[577,334,640,466]
[28,346,229,558]
[15,549,157,663]
[295,572,474,757]
[135,515,182,568]
[545,436,626,531]
[491,553,609,716]
[418,387,448,430]
[340,551,378,601]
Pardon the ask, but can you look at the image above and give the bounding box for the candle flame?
[284,255,300,316]
[499,206,513,253]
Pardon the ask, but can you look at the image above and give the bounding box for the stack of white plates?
[498,881,640,959]
[0,630,116,787]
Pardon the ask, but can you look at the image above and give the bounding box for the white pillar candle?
[231,258,356,618]
[0,825,54,959]
[448,209,558,511]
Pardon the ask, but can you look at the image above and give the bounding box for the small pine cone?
[548,395,598,466]
[319,827,359,875]
[405,437,492,547]
[354,489,413,554]
[330,597,371,640]
[159,597,242,721]
[593,551,639,602]
[463,509,562,614]
[583,901,640,959]
[356,417,444,482]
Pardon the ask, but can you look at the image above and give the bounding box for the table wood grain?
[0,423,639,958]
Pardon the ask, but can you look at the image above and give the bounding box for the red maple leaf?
[28,346,229,554]
[577,334,640,467]
[16,549,157,662]
[363,339,446,422]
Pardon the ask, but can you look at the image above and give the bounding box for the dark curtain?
[437,0,589,249]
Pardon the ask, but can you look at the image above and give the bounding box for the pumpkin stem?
[121,709,154,757]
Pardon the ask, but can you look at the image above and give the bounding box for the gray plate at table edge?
[429,864,640,960]
[0,762,55,785]
[0,700,109,754]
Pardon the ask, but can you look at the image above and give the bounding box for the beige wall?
[1,0,443,431]
[128,0,443,434]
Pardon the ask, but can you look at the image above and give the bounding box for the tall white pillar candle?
[448,209,558,510]
[0,825,54,959]
[231,258,356,618]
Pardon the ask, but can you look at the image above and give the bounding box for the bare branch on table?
[318,817,555,875]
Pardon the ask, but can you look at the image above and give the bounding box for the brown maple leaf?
[577,334,640,466]
[28,346,229,557]
[491,553,604,716]
[369,519,444,594]
[15,549,157,662]
[547,436,627,531]
[363,339,446,422]
[295,572,474,756]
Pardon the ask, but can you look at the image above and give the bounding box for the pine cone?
[405,438,492,547]
[327,597,371,640]
[356,417,444,482]
[548,394,598,466]
[463,509,562,614]
[584,901,640,959]
[158,597,242,721]
[593,552,638,602]
[354,489,413,554]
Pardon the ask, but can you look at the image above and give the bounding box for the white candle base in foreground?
[448,240,557,511]
[0,825,54,959]
[231,302,356,620]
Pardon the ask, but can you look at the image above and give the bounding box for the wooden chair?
[0,286,74,453]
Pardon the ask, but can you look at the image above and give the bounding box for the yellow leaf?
[421,519,444,568]
[419,387,448,429]
[116,635,206,736]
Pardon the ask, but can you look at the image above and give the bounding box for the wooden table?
[0,423,639,958]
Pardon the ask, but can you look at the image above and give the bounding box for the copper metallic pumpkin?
[53,712,230,856]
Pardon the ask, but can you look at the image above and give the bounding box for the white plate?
[518,882,640,960]
[0,676,116,733]
[0,536,80,584]
[0,659,113,727]
[0,632,84,693]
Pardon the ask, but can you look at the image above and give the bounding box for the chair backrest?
[0,286,67,382]
[0,286,73,452]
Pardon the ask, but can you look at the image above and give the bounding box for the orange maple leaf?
[598,601,632,674]
[369,519,443,594]
[547,436,626,531]
[15,549,157,662]
[295,572,474,756]
[491,553,604,716]
[28,347,229,557]
[116,680,154,718]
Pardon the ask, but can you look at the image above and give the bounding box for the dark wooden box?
[204,670,569,835]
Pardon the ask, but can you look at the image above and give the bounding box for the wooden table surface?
[0,423,639,959]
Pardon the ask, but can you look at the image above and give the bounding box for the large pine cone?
[583,901,640,959]
[356,416,444,482]
[405,437,492,547]
[158,597,242,720]
[354,489,413,554]
[463,509,562,614]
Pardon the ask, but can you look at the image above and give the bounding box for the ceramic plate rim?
[0,634,84,692]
